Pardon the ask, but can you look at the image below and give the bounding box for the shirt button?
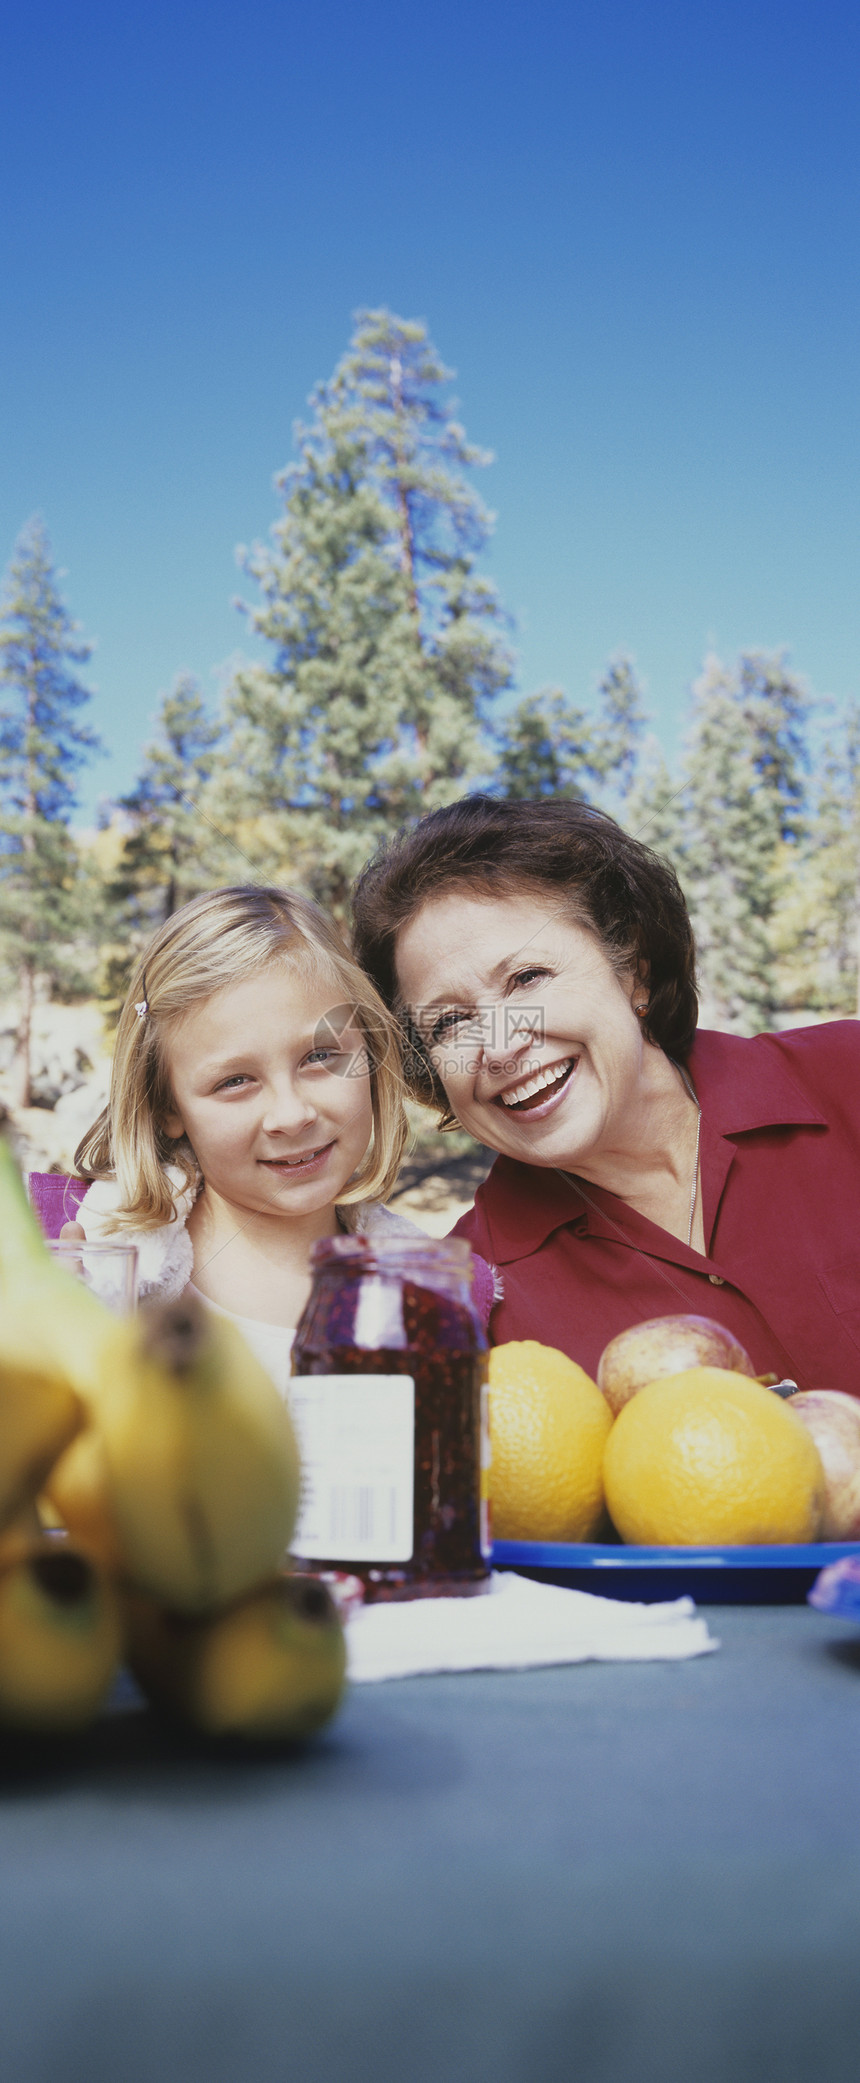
[708,1274,725,1286]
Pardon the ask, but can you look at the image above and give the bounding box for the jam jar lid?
[309,1233,474,1273]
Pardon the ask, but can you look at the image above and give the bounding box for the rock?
[0,1000,111,1174]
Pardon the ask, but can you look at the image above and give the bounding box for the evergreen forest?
[1,310,857,1109]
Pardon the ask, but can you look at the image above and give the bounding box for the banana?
[0,1337,83,1533]
[95,1295,301,1612]
[42,1426,124,1572]
[0,1136,115,1407]
[0,1503,45,1564]
[0,1540,122,1733]
[124,1575,346,1741]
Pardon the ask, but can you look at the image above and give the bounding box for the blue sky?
[2,0,858,820]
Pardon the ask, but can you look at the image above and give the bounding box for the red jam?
[290,1235,490,1599]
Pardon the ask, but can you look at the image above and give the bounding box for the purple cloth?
[28,1172,87,1239]
[470,1252,497,1332]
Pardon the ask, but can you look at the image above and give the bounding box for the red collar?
[684,1028,825,1135]
[473,1028,826,1267]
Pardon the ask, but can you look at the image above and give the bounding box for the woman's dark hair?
[351,794,698,1121]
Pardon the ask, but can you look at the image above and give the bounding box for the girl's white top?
[185,1283,297,1401]
[75,1170,422,1398]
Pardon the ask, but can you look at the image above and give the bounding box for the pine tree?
[592,654,648,803]
[221,427,419,910]
[734,650,808,843]
[493,654,647,806]
[220,310,512,913]
[492,688,600,799]
[681,651,809,1031]
[624,740,687,869]
[0,518,100,1104]
[110,675,223,936]
[771,700,860,1015]
[329,308,512,783]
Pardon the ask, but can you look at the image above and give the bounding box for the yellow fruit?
[43,1427,124,1572]
[0,1503,45,1565]
[488,1340,612,1542]
[0,1541,122,1733]
[124,1576,347,1742]
[603,1367,825,1547]
[96,1296,301,1612]
[0,1137,116,1407]
[0,1343,83,1533]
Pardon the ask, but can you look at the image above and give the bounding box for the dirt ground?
[387,1146,495,1236]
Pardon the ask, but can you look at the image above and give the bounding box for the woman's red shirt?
[451,1022,860,1396]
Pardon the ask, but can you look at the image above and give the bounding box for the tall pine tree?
[492,688,601,799]
[493,653,647,806]
[219,310,512,912]
[111,675,223,934]
[0,518,100,1104]
[771,699,860,1015]
[681,651,808,1031]
[592,654,648,804]
[624,741,687,869]
[329,308,512,779]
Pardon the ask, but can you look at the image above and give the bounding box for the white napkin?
[346,1571,718,1683]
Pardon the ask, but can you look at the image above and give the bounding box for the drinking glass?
[45,1238,139,1314]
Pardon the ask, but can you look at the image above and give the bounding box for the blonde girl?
[66,885,413,1393]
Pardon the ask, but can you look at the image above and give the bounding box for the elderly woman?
[352,793,860,1396]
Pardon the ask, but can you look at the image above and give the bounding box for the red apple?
[786,1391,860,1539]
[597,1314,756,1417]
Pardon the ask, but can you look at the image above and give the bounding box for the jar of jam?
[289,1234,490,1598]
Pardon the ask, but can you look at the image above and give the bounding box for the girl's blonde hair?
[75,885,409,1232]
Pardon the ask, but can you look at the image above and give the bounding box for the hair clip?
[134,1000,148,1021]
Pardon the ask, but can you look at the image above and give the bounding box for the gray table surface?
[2,1602,860,2083]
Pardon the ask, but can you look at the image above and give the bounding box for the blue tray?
[491,1539,860,1604]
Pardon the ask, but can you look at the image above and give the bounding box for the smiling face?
[161,962,374,1224]
[395,889,654,1177]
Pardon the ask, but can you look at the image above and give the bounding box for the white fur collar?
[76,1171,421,1304]
[77,1167,198,1302]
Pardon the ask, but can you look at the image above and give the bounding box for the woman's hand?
[58,1221,85,1241]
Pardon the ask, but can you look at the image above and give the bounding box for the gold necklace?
[673,1062,702,1248]
[555,1060,702,1249]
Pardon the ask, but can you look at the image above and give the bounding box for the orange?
[488,1341,612,1542]
[603,1366,825,1546]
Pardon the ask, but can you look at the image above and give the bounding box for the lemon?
[603,1366,825,1547]
[488,1341,612,1542]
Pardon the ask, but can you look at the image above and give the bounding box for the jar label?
[288,1374,416,1562]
